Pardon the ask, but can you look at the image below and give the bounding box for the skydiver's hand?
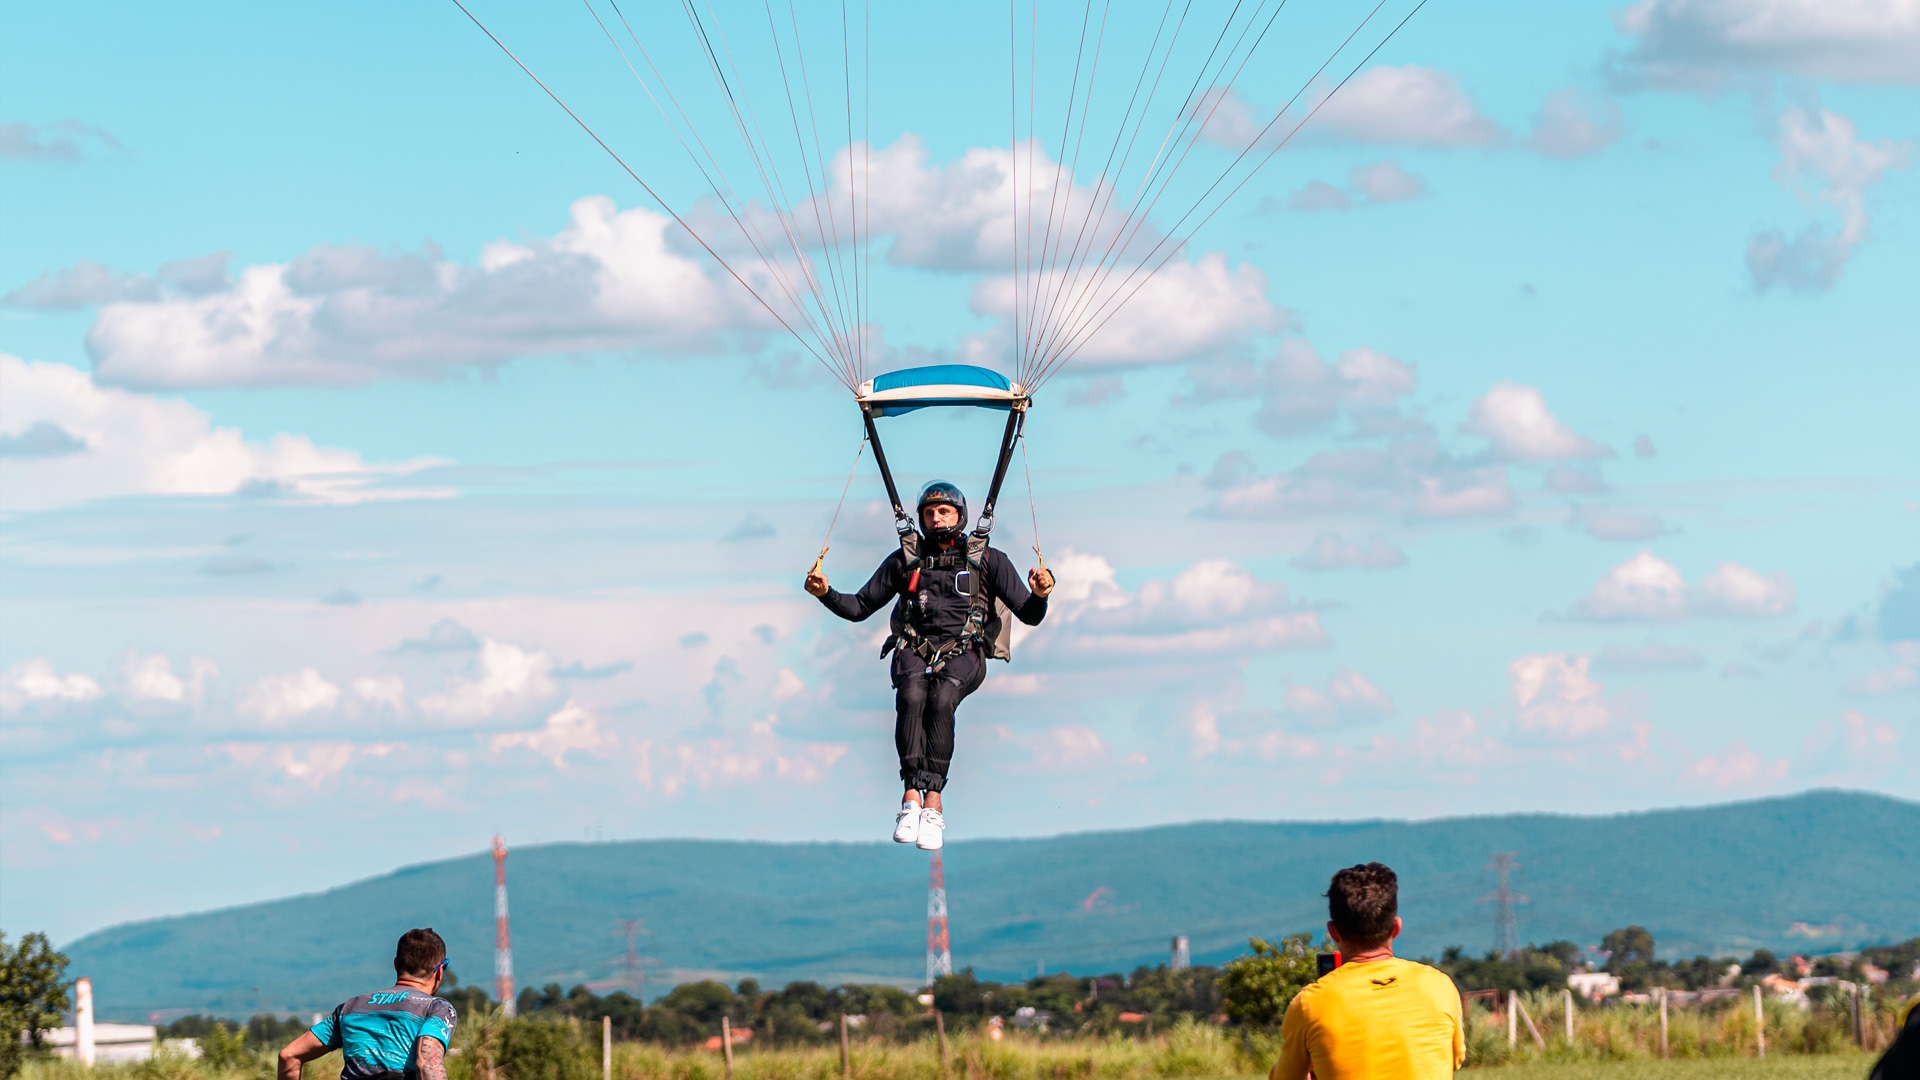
[1029,567,1054,599]
[805,570,829,597]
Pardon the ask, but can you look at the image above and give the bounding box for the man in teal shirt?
[278,929,457,1080]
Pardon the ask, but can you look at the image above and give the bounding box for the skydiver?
[805,481,1053,850]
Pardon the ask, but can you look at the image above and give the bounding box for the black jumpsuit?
[816,540,1048,792]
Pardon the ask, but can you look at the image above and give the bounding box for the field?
[17,1014,1888,1080]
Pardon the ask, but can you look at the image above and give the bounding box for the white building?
[41,1025,161,1065]
[1567,971,1621,1000]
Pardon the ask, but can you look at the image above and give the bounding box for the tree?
[1,932,72,1080]
[1601,926,1655,971]
[1219,933,1318,1029]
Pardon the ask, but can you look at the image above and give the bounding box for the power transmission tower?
[926,850,952,985]
[1479,852,1529,958]
[611,919,656,998]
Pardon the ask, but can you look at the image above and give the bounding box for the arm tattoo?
[416,1037,448,1080]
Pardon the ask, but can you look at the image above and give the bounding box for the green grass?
[1461,1056,1877,1080]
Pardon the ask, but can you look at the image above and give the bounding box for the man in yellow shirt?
[1271,863,1464,1080]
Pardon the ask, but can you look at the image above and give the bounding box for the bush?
[496,1018,596,1080]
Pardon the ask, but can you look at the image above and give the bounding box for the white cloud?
[968,251,1284,368]
[271,742,357,786]
[1748,107,1911,293]
[125,654,216,702]
[1510,653,1617,738]
[1210,433,1516,522]
[1349,161,1428,202]
[238,668,342,724]
[1308,66,1503,147]
[1575,551,1690,619]
[1289,181,1351,212]
[1291,531,1407,572]
[1574,551,1796,620]
[1188,341,1416,439]
[1020,552,1328,665]
[995,723,1109,770]
[490,700,616,768]
[83,196,774,390]
[1524,90,1622,159]
[1287,162,1427,212]
[1695,561,1797,617]
[6,659,102,704]
[351,675,409,713]
[1686,739,1788,789]
[1614,0,1920,88]
[1467,381,1608,461]
[0,354,444,511]
[417,639,559,723]
[1285,669,1395,727]
[1843,642,1919,694]
[0,119,122,162]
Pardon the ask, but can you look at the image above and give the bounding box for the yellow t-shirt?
[1270,956,1464,1080]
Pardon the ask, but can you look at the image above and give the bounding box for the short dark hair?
[395,928,447,978]
[1327,863,1398,950]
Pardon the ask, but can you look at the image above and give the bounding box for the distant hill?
[62,789,1918,1021]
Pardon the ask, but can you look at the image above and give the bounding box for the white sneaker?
[916,808,946,850]
[893,804,921,844]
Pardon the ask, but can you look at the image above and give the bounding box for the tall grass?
[15,993,1900,1080]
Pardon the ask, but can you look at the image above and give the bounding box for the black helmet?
[917,481,968,543]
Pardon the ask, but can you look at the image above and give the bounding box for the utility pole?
[494,835,517,1017]
[926,850,952,985]
[1479,853,1528,958]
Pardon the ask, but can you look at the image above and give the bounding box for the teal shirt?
[310,988,456,1080]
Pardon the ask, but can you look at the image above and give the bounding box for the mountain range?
[60,789,1918,1021]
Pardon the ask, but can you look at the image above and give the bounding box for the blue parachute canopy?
[855,364,1030,417]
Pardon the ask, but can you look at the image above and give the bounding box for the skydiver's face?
[921,504,960,532]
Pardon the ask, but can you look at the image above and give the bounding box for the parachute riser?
[860,410,912,535]
[858,399,1029,539]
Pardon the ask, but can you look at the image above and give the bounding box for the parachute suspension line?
[772,0,862,382]
[1020,0,1096,384]
[811,432,868,578]
[1029,0,1114,371]
[590,1,840,374]
[1021,428,1048,582]
[1028,0,1401,390]
[703,0,858,379]
[447,0,841,382]
[1039,0,1430,385]
[1025,0,1182,383]
[1019,0,1039,370]
[1013,0,1264,389]
[1009,0,1022,372]
[1027,0,1286,386]
[678,0,857,384]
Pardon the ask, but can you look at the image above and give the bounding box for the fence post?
[1852,983,1865,1048]
[1563,989,1573,1046]
[1658,988,1669,1059]
[1754,985,1765,1059]
[602,1016,611,1080]
[840,1013,851,1079]
[721,1017,734,1080]
[1507,991,1517,1048]
[935,1008,949,1073]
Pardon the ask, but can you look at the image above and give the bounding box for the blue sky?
[2,0,1916,948]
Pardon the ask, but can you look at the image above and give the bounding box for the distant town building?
[42,1025,161,1065]
[1567,971,1620,1000]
